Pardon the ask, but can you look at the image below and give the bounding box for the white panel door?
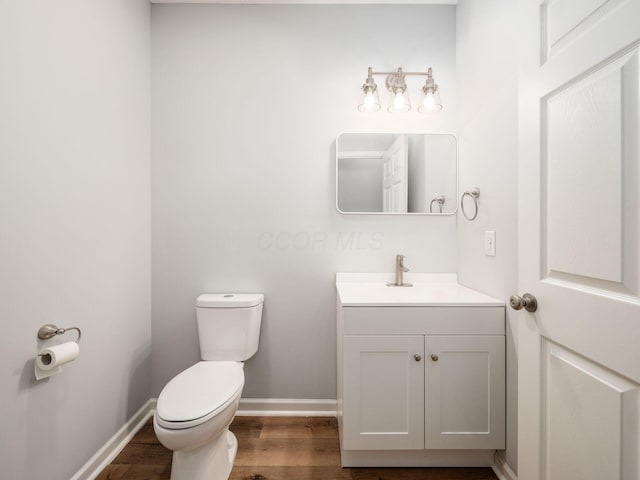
[382,135,408,213]
[425,336,505,450]
[342,335,424,450]
[518,1,640,479]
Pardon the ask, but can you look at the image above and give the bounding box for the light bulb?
[358,87,381,112]
[388,89,410,112]
[359,92,379,112]
[418,87,442,114]
[394,92,407,109]
[364,92,376,106]
[423,91,436,109]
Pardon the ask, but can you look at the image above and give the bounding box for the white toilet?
[154,293,264,480]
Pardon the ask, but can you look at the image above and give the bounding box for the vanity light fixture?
[358,66,442,114]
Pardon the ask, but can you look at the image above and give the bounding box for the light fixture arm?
[369,70,435,77]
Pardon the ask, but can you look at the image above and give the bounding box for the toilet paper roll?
[34,342,80,380]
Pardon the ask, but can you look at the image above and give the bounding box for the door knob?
[414,354,422,362]
[510,293,538,312]
[430,354,439,362]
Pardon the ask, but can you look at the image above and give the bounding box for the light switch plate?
[484,231,496,256]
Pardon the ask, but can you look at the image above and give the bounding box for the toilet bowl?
[154,361,244,480]
[154,293,263,480]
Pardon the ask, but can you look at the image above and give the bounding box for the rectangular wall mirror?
[336,133,457,215]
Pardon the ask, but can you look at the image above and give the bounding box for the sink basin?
[336,273,503,307]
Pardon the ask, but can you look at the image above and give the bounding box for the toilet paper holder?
[37,324,82,344]
[34,325,81,380]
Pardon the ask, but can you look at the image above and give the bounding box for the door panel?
[542,0,628,62]
[543,51,638,286]
[425,336,505,450]
[541,341,640,480]
[342,335,424,450]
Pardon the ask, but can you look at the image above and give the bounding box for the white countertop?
[336,273,504,307]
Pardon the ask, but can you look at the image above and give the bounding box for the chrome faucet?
[387,254,413,287]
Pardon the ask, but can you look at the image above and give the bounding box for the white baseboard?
[492,452,517,480]
[236,398,337,417]
[70,398,157,480]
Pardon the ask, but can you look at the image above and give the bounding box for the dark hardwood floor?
[96,416,498,480]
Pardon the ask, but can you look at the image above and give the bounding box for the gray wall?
[456,0,519,472]
[0,1,151,479]
[151,4,458,398]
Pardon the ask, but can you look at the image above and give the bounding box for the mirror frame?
[335,132,458,216]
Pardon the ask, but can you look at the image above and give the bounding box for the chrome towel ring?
[461,188,480,221]
[429,195,445,213]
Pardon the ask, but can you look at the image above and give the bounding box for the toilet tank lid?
[197,293,264,308]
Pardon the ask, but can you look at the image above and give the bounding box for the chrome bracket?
[37,324,82,343]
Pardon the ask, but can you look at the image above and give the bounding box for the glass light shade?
[358,89,381,112]
[418,88,442,113]
[388,89,411,113]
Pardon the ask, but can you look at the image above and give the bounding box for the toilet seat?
[156,361,244,430]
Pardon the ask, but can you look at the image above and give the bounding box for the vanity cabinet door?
[425,335,505,450]
[342,335,424,450]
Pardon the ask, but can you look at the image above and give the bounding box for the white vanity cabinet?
[336,274,506,467]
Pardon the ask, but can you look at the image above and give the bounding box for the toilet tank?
[196,293,264,361]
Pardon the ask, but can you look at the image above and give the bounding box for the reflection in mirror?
[336,133,457,214]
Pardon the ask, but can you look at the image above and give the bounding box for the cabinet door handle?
[414,354,422,362]
[430,354,439,362]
